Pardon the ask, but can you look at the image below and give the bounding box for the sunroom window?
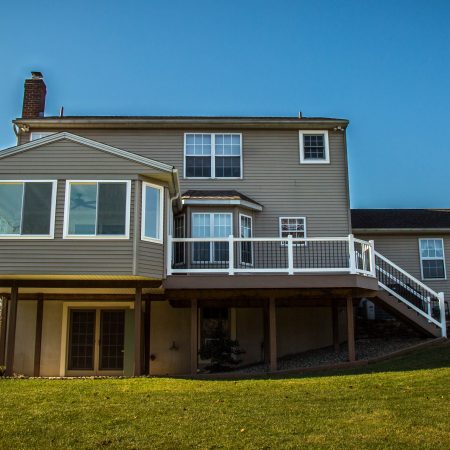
[185,133,242,178]
[0,181,56,237]
[65,181,130,238]
[141,182,164,243]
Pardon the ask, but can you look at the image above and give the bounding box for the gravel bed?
[233,337,431,374]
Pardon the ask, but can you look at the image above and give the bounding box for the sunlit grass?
[0,343,449,449]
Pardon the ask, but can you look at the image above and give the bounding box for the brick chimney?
[22,72,46,118]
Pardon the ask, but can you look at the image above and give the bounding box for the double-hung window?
[279,217,306,245]
[0,180,57,238]
[142,182,164,243]
[239,214,253,265]
[64,180,130,239]
[419,238,446,279]
[299,130,330,164]
[192,213,232,263]
[184,133,242,178]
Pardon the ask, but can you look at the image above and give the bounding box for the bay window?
[141,182,164,243]
[64,180,130,238]
[0,180,56,238]
[192,213,232,263]
[184,133,242,179]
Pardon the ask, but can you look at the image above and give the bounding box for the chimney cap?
[31,71,43,79]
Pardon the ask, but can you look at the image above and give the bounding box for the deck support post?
[0,297,8,366]
[268,297,277,372]
[134,287,143,376]
[346,297,356,362]
[144,299,151,375]
[332,302,340,354]
[190,299,198,375]
[5,286,18,377]
[33,294,44,377]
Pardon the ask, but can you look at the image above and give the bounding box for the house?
[0,73,447,377]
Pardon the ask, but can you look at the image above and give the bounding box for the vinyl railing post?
[228,235,235,275]
[426,296,431,322]
[438,292,447,338]
[167,235,173,276]
[348,234,357,274]
[369,240,376,277]
[287,235,294,275]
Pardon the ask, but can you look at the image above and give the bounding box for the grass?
[1,343,449,449]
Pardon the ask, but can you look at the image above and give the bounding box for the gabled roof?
[0,132,174,173]
[352,209,450,231]
[182,190,263,211]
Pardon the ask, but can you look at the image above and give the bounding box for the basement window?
[64,180,131,239]
[419,238,446,280]
[0,180,57,238]
[299,130,330,164]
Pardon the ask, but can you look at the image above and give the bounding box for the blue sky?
[0,0,449,208]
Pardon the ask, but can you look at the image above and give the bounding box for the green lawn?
[1,343,450,449]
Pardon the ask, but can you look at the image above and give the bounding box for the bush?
[198,330,245,372]
[0,366,6,377]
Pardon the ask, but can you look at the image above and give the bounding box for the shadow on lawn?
[188,341,450,382]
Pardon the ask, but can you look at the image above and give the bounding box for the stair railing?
[374,251,447,338]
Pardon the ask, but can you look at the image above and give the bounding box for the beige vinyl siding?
[356,233,450,305]
[0,141,166,278]
[54,129,351,238]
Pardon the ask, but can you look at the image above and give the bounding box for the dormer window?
[184,133,242,179]
[299,130,330,164]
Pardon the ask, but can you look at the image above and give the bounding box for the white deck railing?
[167,234,375,277]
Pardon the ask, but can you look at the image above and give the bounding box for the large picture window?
[419,238,446,280]
[141,182,164,243]
[192,213,232,263]
[0,180,56,238]
[184,133,242,179]
[64,180,130,239]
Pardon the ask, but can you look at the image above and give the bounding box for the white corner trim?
[299,130,330,164]
[0,132,174,173]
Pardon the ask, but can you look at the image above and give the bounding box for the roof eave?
[13,117,349,130]
[353,227,450,234]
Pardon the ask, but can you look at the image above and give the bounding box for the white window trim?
[279,216,307,246]
[418,238,447,281]
[183,132,243,180]
[239,213,253,266]
[299,130,330,164]
[0,179,57,240]
[141,182,164,244]
[63,180,131,240]
[192,212,233,263]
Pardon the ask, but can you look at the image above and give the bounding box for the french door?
[68,309,125,374]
